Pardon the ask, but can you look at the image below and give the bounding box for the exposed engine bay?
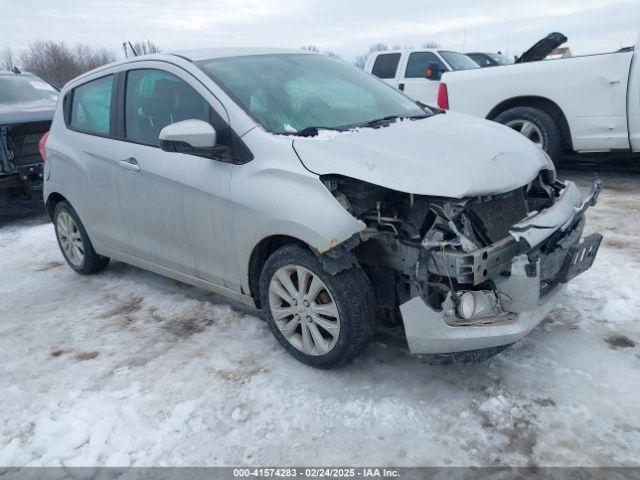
[321,170,602,331]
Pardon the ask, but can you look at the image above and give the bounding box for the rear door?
[61,74,132,254]
[400,51,447,105]
[628,35,640,151]
[112,64,238,286]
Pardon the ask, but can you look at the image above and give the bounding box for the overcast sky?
[2,0,638,62]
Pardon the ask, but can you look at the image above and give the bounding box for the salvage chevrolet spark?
[43,48,602,368]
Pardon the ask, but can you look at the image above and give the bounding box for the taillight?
[39,131,49,162]
[437,83,449,110]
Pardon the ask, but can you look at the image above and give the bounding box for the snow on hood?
[292,111,553,198]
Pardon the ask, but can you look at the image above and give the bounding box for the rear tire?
[494,106,563,164]
[53,201,109,274]
[259,245,375,369]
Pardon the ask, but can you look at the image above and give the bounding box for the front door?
[113,67,236,286]
[400,51,447,106]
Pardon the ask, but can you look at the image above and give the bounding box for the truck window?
[371,53,401,79]
[405,52,447,78]
[438,51,480,71]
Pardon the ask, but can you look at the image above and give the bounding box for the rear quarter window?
[69,75,114,136]
[371,53,401,79]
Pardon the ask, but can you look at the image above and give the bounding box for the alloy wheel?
[268,265,340,356]
[505,119,544,146]
[56,211,84,267]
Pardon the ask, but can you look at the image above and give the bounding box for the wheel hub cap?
[268,265,340,356]
[505,119,544,146]
[56,211,84,267]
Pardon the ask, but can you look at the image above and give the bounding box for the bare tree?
[0,47,14,70]
[354,43,389,69]
[301,45,341,59]
[20,41,115,87]
[422,41,441,48]
[128,40,161,57]
[74,43,115,71]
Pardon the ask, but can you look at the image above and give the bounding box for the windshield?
[0,75,59,105]
[197,54,426,135]
[487,53,512,65]
[438,51,480,71]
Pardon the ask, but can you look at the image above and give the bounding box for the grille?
[466,188,528,243]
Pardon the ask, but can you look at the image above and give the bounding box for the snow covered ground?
[0,167,639,468]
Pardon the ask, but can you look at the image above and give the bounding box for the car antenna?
[128,41,139,57]
[11,66,21,74]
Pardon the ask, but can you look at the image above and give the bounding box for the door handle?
[118,158,140,173]
[398,83,405,91]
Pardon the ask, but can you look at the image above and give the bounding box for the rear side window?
[125,69,210,146]
[405,52,447,78]
[70,75,113,135]
[371,53,401,79]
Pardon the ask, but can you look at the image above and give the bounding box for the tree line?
[1,39,440,88]
[0,40,160,88]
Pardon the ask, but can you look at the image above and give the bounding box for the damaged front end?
[321,171,602,355]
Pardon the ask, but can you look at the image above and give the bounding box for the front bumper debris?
[400,180,602,355]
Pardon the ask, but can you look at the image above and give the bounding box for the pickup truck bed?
[440,34,640,161]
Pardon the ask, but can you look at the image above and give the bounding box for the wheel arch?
[247,234,310,308]
[45,192,69,220]
[486,96,574,151]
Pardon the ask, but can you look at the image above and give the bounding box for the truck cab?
[364,49,480,106]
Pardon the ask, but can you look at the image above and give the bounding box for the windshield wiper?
[357,115,403,128]
[357,113,434,129]
[289,126,348,137]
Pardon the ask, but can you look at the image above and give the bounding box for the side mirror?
[425,63,445,81]
[159,119,218,157]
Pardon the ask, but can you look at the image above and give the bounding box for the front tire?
[53,201,110,274]
[259,245,375,369]
[494,106,563,163]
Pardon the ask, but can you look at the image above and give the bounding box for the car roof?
[372,48,441,56]
[66,47,318,88]
[171,47,313,61]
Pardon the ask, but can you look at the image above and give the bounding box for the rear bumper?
[399,180,602,355]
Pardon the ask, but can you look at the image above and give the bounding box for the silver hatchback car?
[44,48,601,368]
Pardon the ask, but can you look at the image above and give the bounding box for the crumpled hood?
[293,111,553,198]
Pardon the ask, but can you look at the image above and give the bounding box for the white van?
[364,49,479,105]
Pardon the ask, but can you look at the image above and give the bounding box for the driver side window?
[405,52,446,79]
[124,69,210,146]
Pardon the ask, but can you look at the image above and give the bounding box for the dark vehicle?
[466,52,513,67]
[515,32,568,63]
[0,70,59,205]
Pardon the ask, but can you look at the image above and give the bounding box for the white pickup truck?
[438,34,640,162]
[364,48,480,106]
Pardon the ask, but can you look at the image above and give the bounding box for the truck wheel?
[53,201,110,274]
[259,245,374,369]
[494,106,562,163]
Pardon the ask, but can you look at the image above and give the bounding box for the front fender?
[230,165,364,293]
